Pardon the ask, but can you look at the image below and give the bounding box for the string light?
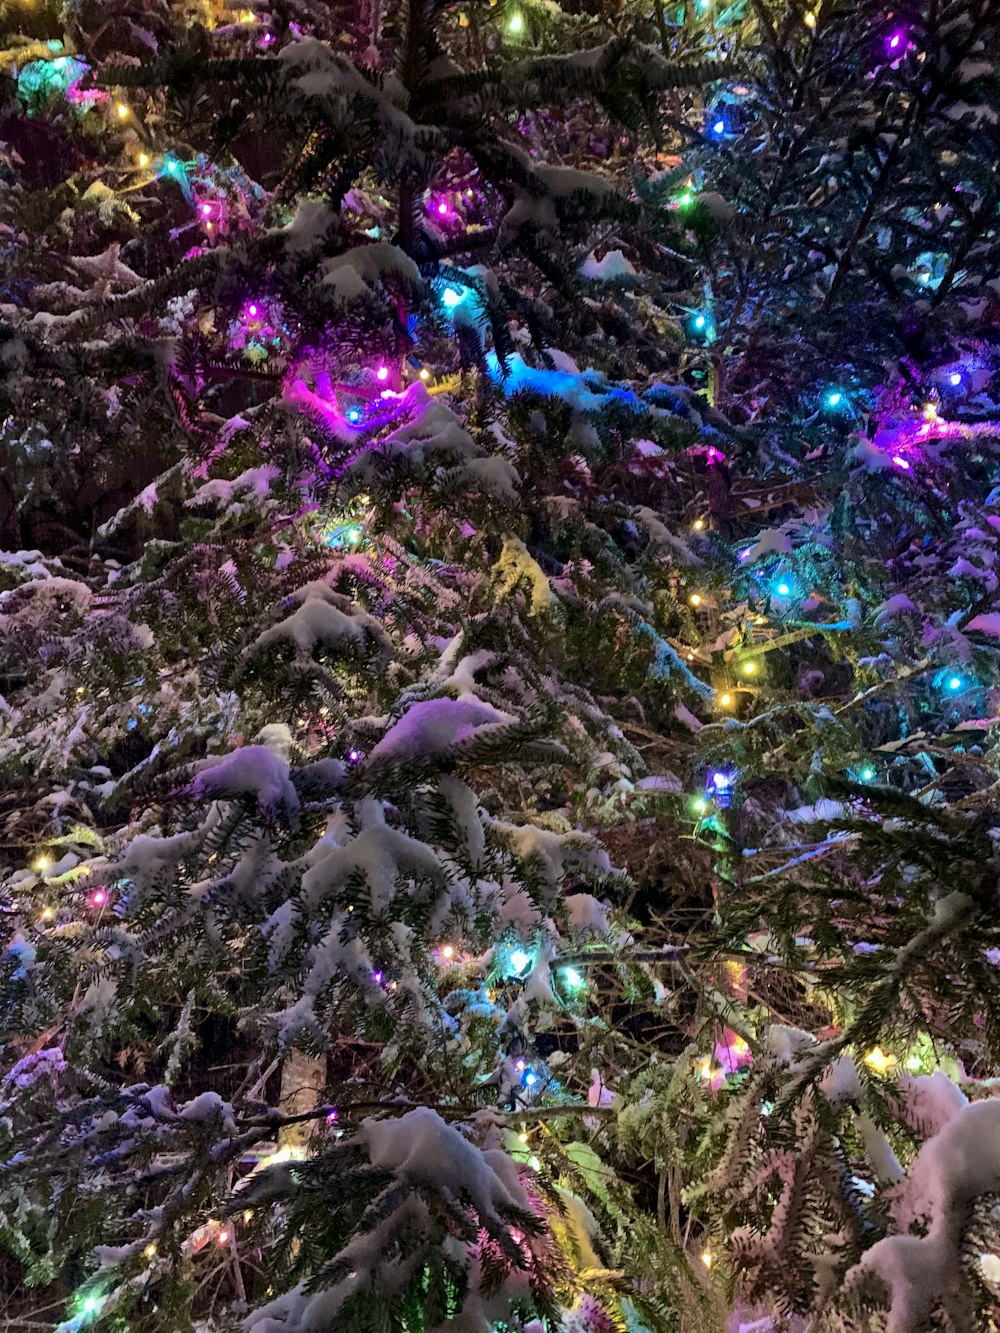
[517,1130,529,1143]
[693,518,705,530]
[34,856,49,872]
[864,1046,896,1075]
[949,371,962,386]
[510,948,531,974]
[776,582,791,596]
[523,1070,537,1087]
[217,1228,230,1245]
[90,888,108,908]
[419,368,430,381]
[742,660,757,675]
[440,944,455,960]
[701,1249,714,1268]
[803,10,816,25]
[507,11,524,33]
[144,1243,157,1259]
[691,796,708,814]
[115,101,129,119]
[947,675,963,692]
[375,365,389,382]
[689,593,702,606]
[719,693,733,707]
[860,767,875,782]
[562,967,583,989]
[826,391,843,408]
[441,286,464,308]
[40,907,54,922]
[137,151,150,167]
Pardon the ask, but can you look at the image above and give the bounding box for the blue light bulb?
[693,314,706,330]
[949,372,962,386]
[524,1071,537,1086]
[441,286,463,308]
[826,391,843,408]
[947,676,962,692]
[776,582,790,596]
[346,407,361,424]
[860,767,875,782]
[563,967,583,989]
[711,119,725,136]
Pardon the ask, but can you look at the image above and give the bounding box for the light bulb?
[507,11,524,33]
[510,949,530,973]
[892,455,911,470]
[691,796,707,813]
[517,1130,529,1143]
[711,119,725,136]
[166,158,179,173]
[689,593,702,606]
[701,1249,713,1268]
[693,518,705,530]
[137,151,150,167]
[864,1046,895,1074]
[144,1243,157,1259]
[563,967,583,988]
[34,856,49,872]
[719,693,733,707]
[82,1296,100,1315]
[803,10,816,25]
[243,1209,254,1221]
[947,676,962,691]
[776,582,790,596]
[116,102,129,119]
[247,303,259,317]
[437,201,449,216]
[441,944,455,960]
[347,407,361,424]
[200,203,212,216]
[376,365,389,381]
[693,314,706,330]
[419,367,430,380]
[524,1071,537,1086]
[441,286,463,308]
[949,372,962,386]
[826,391,842,407]
[91,889,108,907]
[40,907,54,922]
[678,192,693,206]
[742,660,757,675]
[860,767,875,782]
[217,1229,230,1245]
[711,771,731,789]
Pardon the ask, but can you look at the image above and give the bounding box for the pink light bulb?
[91,889,108,907]
[247,303,259,317]
[437,201,449,215]
[376,365,389,382]
[892,455,911,470]
[201,203,212,217]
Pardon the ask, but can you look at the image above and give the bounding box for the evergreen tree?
[0,0,999,1331]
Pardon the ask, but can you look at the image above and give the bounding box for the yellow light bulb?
[864,1046,896,1075]
[242,1209,253,1222]
[517,1131,529,1143]
[693,518,705,531]
[419,367,430,381]
[719,693,733,707]
[803,10,816,26]
[34,856,49,872]
[116,102,129,119]
[689,593,702,607]
[742,660,757,675]
[701,1249,713,1268]
[40,907,54,923]
[143,1243,157,1259]
[138,151,150,167]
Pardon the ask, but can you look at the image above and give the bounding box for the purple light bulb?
[372,970,384,986]
[887,29,905,51]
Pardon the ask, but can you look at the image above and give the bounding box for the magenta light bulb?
[887,29,905,50]
[437,201,449,215]
[91,889,108,907]
[376,365,389,382]
[247,303,259,317]
[892,455,911,470]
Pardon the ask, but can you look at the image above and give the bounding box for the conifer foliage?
[1,0,1000,1331]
